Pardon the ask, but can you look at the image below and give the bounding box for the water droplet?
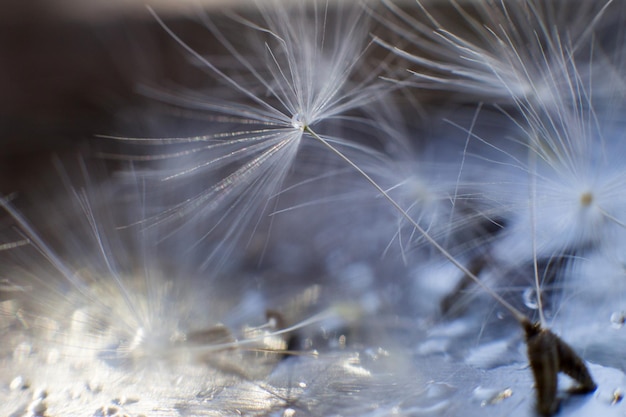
[523,287,539,310]
[338,334,346,348]
[10,375,25,390]
[610,311,625,329]
[28,398,47,414]
[291,113,306,130]
[474,387,513,406]
[32,388,47,401]
[612,389,623,405]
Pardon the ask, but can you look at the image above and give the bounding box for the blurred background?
[3,2,626,416]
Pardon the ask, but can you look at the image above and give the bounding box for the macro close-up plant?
[2,1,626,416]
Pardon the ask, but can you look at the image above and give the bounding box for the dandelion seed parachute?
[381,0,626,414]
[381,0,626,266]
[99,0,406,272]
[376,0,614,106]
[0,155,417,416]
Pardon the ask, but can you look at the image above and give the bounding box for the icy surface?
[3,295,625,417]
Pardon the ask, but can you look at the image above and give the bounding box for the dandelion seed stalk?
[303,125,526,323]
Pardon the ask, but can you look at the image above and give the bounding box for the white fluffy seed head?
[103,1,400,270]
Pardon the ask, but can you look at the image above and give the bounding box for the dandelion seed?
[375,2,626,413]
[391,0,626,267]
[101,1,398,269]
[377,0,614,107]
[0,157,375,416]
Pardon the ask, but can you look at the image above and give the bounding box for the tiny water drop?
[474,386,513,407]
[610,311,625,329]
[522,287,539,310]
[291,113,306,130]
[612,389,624,405]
